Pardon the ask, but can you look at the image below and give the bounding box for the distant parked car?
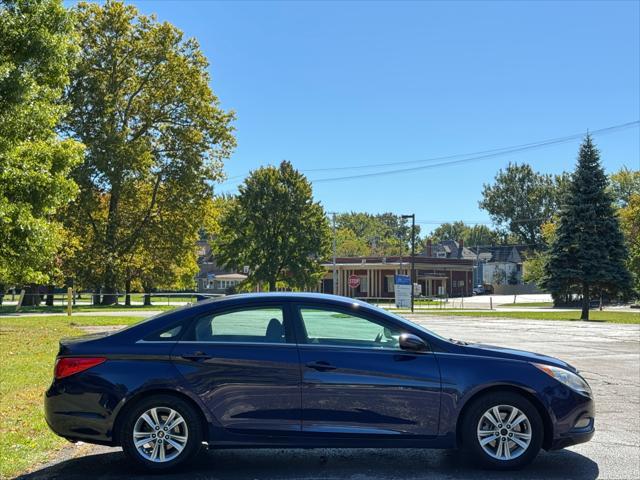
[472,284,494,295]
[45,293,594,472]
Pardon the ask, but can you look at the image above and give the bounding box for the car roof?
[198,292,370,307]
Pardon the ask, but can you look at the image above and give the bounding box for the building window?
[359,276,368,293]
[386,275,395,293]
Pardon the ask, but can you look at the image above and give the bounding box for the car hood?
[460,342,577,372]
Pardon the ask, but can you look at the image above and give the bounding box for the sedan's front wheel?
[121,395,203,471]
[462,392,543,470]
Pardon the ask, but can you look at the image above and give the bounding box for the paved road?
[17,316,640,480]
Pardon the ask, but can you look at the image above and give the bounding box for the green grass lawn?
[497,302,554,308]
[397,309,640,324]
[0,303,177,315]
[0,315,142,479]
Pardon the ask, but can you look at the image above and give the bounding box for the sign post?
[394,274,411,309]
[16,289,25,312]
[401,213,416,312]
[67,287,73,316]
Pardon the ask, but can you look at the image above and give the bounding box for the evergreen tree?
[542,135,632,319]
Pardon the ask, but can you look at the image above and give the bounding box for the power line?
[311,121,639,183]
[218,120,638,186]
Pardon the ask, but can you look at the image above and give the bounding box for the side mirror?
[399,333,428,353]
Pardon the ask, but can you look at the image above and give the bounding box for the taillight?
[54,357,106,379]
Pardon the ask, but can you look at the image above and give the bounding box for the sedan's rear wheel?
[462,392,543,470]
[121,395,203,471]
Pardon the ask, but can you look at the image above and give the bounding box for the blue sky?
[83,1,639,233]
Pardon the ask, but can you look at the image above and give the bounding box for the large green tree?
[335,227,370,257]
[480,163,568,246]
[426,221,468,245]
[619,193,640,295]
[61,1,235,303]
[609,166,640,207]
[542,136,632,319]
[215,161,330,291]
[0,0,83,302]
[426,221,500,247]
[335,212,419,256]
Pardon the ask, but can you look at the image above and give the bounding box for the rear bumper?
[44,381,118,445]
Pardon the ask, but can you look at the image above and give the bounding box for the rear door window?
[190,306,290,344]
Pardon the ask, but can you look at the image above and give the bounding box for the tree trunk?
[268,280,276,292]
[92,286,101,306]
[101,286,118,305]
[45,284,55,307]
[143,285,152,306]
[125,278,131,306]
[21,284,41,306]
[101,264,119,305]
[581,283,590,321]
[0,284,4,306]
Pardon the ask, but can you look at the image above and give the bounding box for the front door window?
[299,307,401,350]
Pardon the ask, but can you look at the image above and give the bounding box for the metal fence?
[0,290,224,312]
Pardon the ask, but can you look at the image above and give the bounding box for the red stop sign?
[348,275,361,289]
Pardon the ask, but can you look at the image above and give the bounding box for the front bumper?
[550,423,595,450]
[547,388,595,450]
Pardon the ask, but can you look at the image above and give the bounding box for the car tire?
[120,394,203,472]
[461,391,543,470]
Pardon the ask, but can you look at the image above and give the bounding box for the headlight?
[533,363,592,396]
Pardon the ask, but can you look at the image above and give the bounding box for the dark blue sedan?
[45,293,594,472]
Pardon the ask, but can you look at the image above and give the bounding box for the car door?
[171,302,301,434]
[294,303,441,437]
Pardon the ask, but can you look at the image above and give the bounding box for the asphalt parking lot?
[17,316,640,480]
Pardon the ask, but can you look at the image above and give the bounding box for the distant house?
[423,239,477,261]
[423,240,528,288]
[195,239,246,294]
[467,245,527,286]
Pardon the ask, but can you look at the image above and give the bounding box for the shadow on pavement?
[16,447,599,480]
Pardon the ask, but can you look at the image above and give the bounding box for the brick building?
[320,255,473,299]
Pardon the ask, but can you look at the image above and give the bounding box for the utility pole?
[331,212,338,295]
[402,214,416,313]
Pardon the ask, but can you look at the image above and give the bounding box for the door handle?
[181,351,212,361]
[305,361,337,371]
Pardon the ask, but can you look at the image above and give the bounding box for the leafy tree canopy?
[335,227,370,257]
[61,0,235,301]
[0,0,83,287]
[479,163,569,246]
[334,212,419,257]
[215,161,330,291]
[619,193,640,295]
[425,221,501,247]
[609,166,640,208]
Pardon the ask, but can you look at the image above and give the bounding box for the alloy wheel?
[132,407,189,463]
[476,404,532,461]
